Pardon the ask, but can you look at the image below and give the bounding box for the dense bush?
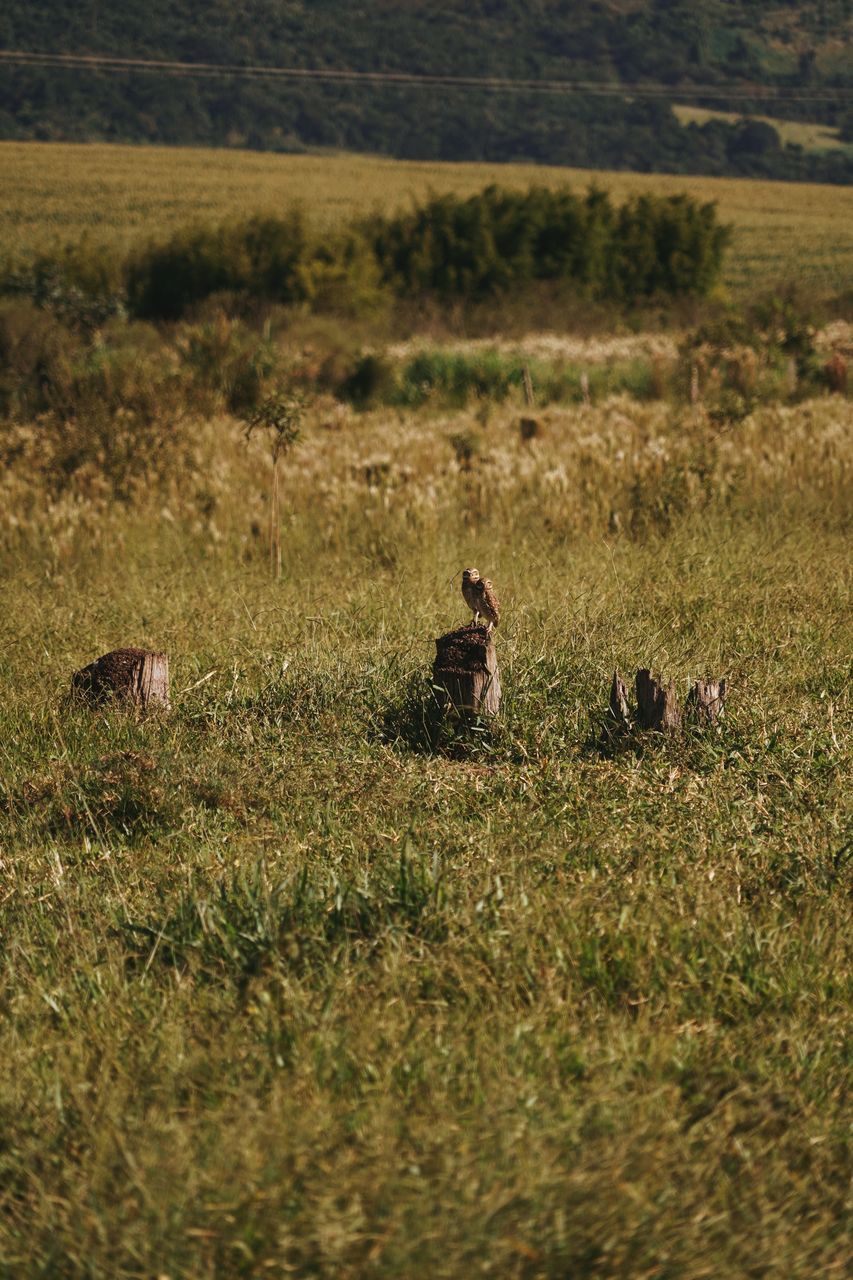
[127,212,314,320]
[368,186,729,303]
[679,293,834,419]
[124,185,730,320]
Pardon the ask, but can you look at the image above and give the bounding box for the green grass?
[1,377,851,1275]
[1,141,853,296]
[342,348,660,410]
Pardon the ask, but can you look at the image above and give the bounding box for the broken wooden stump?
[72,648,170,711]
[636,668,682,732]
[433,624,501,719]
[519,416,541,444]
[605,667,726,737]
[686,678,727,726]
[608,669,631,728]
[823,352,847,393]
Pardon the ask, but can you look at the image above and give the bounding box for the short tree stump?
[71,648,170,711]
[433,624,501,718]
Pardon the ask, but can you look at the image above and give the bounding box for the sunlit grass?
[1,450,850,1273]
[0,181,851,1269]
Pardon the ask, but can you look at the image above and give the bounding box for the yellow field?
[2,140,852,294]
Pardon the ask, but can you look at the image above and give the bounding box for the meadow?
[0,144,852,1278]
[671,105,852,154]
[2,141,853,296]
[1,373,851,1276]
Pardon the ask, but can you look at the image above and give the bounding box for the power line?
[0,48,849,103]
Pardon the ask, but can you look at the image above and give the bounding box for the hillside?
[1,1,852,181]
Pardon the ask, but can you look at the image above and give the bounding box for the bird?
[461,567,500,631]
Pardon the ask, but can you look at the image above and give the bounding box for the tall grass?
[0,475,849,1275]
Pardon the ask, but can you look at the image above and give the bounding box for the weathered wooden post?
[603,668,727,739]
[522,364,536,409]
[433,624,501,719]
[824,352,847,393]
[635,668,681,732]
[72,648,170,710]
[686,678,726,726]
[608,669,631,728]
[519,415,541,444]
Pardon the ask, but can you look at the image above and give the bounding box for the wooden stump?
[635,668,681,732]
[72,648,170,710]
[433,624,501,718]
[608,669,631,728]
[604,667,727,739]
[824,352,847,393]
[687,678,726,726]
[519,416,540,444]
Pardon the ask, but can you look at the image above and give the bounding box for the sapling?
[244,389,304,579]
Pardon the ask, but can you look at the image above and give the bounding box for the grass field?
[672,104,853,154]
[1,377,851,1274]
[2,141,853,296]
[1,138,851,1275]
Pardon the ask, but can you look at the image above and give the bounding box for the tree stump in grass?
[519,416,541,445]
[605,668,727,738]
[635,668,682,732]
[608,670,632,728]
[72,648,170,710]
[433,624,501,718]
[687,678,726,726]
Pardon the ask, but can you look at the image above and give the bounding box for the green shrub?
[1,241,126,333]
[679,293,834,415]
[369,185,729,303]
[396,350,516,408]
[127,212,314,320]
[178,312,277,415]
[340,348,663,411]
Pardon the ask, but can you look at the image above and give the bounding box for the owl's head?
[462,567,480,583]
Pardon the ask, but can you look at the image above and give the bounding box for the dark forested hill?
[1,1,851,180]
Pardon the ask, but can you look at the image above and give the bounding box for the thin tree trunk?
[270,455,281,580]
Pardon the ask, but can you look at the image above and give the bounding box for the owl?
[461,567,500,631]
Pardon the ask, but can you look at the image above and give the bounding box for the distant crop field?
[672,104,852,153]
[1,141,852,296]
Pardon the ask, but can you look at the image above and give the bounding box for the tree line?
[123,185,730,319]
[1,0,851,182]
